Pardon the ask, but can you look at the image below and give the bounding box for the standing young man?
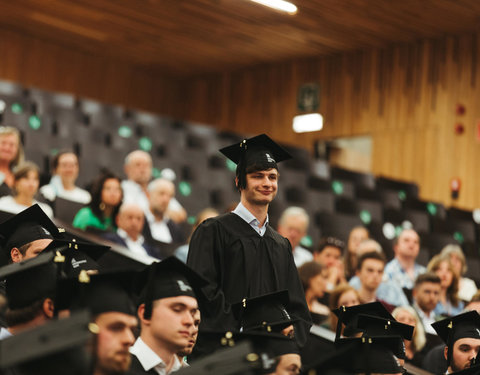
[187,134,311,350]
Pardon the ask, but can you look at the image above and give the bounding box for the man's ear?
[444,345,448,361]
[10,248,22,263]
[137,304,150,325]
[43,298,55,319]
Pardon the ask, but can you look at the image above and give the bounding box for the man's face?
[447,338,480,372]
[277,214,307,250]
[178,309,201,357]
[117,206,144,240]
[95,311,137,375]
[149,183,174,216]
[11,238,53,263]
[125,153,152,185]
[274,353,301,375]
[147,295,198,353]
[348,227,369,254]
[314,246,342,268]
[413,282,441,313]
[394,229,420,260]
[241,169,278,207]
[56,153,79,182]
[357,258,384,292]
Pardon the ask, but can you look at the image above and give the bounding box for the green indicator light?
[152,167,161,179]
[359,210,372,225]
[139,137,152,151]
[187,216,196,225]
[118,126,132,138]
[11,103,23,114]
[453,231,464,244]
[179,181,192,197]
[226,159,236,172]
[332,180,344,195]
[28,115,41,130]
[300,235,313,248]
[426,203,437,216]
[50,148,59,156]
[398,190,407,201]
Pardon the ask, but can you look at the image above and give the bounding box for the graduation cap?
[332,302,394,341]
[231,290,298,333]
[56,270,138,316]
[308,336,404,375]
[0,310,95,375]
[432,311,480,368]
[136,256,209,319]
[0,251,62,309]
[356,313,414,340]
[0,204,64,266]
[219,134,292,189]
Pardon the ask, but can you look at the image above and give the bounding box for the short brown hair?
[298,261,324,291]
[356,251,386,271]
[414,272,441,289]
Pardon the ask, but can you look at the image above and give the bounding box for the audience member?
[0,126,24,197]
[344,226,369,280]
[121,150,186,223]
[297,261,329,324]
[383,228,426,293]
[40,150,91,205]
[73,171,122,232]
[465,291,480,313]
[427,254,464,317]
[327,283,361,333]
[0,161,53,218]
[392,305,427,368]
[277,207,313,267]
[440,244,478,302]
[412,272,441,335]
[102,203,158,259]
[176,309,201,367]
[174,207,219,263]
[313,237,346,291]
[143,178,184,245]
[270,353,301,375]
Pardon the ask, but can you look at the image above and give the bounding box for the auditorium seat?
[419,232,461,256]
[305,189,335,214]
[335,196,383,224]
[314,212,363,243]
[330,166,376,190]
[376,176,419,199]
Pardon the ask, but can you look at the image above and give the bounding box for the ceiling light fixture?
[249,0,298,14]
[292,113,323,133]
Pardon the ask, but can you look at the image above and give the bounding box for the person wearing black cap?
[187,134,311,349]
[127,257,208,375]
[57,270,139,375]
[432,311,480,374]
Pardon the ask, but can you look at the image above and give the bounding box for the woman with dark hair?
[297,261,330,324]
[72,171,122,232]
[0,126,24,197]
[0,161,53,217]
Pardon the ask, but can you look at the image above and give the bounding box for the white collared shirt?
[117,228,149,257]
[147,213,173,243]
[130,337,182,375]
[232,202,269,236]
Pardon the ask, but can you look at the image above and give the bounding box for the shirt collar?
[117,228,144,244]
[130,337,181,373]
[232,202,269,227]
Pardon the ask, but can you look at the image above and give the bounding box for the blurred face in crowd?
[116,204,144,240]
[273,353,301,375]
[394,308,416,328]
[337,289,361,308]
[95,311,137,375]
[0,133,19,164]
[101,178,122,207]
[357,258,384,292]
[435,260,454,290]
[308,273,326,298]
[413,281,441,314]
[15,169,39,198]
[348,227,369,254]
[394,229,420,261]
[314,246,342,268]
[55,153,79,185]
[447,338,480,373]
[125,151,152,186]
[278,214,308,250]
[149,180,175,217]
[449,254,464,277]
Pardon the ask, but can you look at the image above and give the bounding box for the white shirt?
[147,213,173,243]
[130,337,182,375]
[0,327,12,340]
[414,302,437,335]
[232,202,269,236]
[40,176,91,204]
[0,196,54,218]
[117,228,149,257]
[293,245,313,267]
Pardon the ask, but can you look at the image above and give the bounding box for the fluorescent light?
[250,0,297,14]
[292,113,323,133]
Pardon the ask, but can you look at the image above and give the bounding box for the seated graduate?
[40,150,91,205]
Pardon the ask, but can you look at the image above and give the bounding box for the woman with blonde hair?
[427,254,464,316]
[0,126,24,197]
[392,305,426,368]
[440,244,477,302]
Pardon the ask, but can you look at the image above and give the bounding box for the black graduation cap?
[356,313,414,340]
[332,302,394,341]
[0,310,95,375]
[219,134,292,189]
[136,256,209,319]
[432,311,480,368]
[56,270,138,316]
[0,251,62,309]
[308,336,404,375]
[231,290,298,333]
[449,364,480,375]
[0,204,64,265]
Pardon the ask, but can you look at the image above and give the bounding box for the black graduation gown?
[187,212,311,347]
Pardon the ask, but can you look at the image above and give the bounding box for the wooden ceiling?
[1,0,480,77]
